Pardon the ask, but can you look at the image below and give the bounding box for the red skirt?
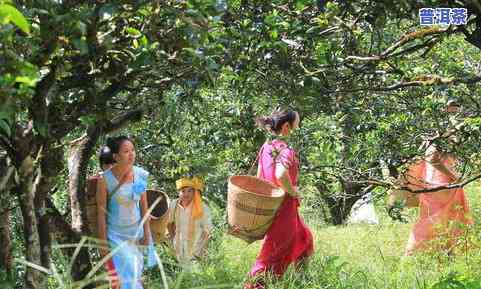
[247,195,314,283]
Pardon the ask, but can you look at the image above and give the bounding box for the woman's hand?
[141,236,150,246]
[195,231,210,258]
[99,248,109,259]
[139,192,152,250]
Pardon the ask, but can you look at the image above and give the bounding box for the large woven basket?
[388,189,419,208]
[147,189,170,244]
[227,175,285,243]
[388,162,424,208]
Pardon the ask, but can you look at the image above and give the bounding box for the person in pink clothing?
[245,108,314,289]
[404,101,472,255]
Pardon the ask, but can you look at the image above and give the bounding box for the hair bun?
[255,108,299,134]
[100,146,111,154]
[255,116,275,133]
[106,137,115,150]
[98,145,114,166]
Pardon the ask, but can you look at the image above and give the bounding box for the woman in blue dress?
[96,136,156,289]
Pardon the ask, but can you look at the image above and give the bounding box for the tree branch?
[326,74,481,93]
[345,27,449,62]
[104,108,144,133]
[401,173,481,194]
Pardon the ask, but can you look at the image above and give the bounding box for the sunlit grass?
[19,182,481,288]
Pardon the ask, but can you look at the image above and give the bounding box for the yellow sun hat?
[176,176,204,192]
[175,176,205,219]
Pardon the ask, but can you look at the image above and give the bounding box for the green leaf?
[0,4,30,34]
[76,21,87,35]
[139,35,148,47]
[270,30,278,40]
[79,115,96,126]
[0,111,9,120]
[295,0,307,10]
[72,37,89,55]
[206,58,220,72]
[241,19,251,28]
[34,122,48,137]
[12,62,39,87]
[0,119,10,137]
[126,27,141,36]
[15,75,38,87]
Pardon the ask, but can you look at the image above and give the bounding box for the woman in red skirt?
[245,108,314,289]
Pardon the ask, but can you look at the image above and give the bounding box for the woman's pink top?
[257,139,299,187]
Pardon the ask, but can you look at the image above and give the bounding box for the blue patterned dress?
[104,166,157,289]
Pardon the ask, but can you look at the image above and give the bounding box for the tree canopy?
[1,0,481,288]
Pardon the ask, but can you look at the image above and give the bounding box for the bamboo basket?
[227,175,285,243]
[388,161,425,208]
[147,189,170,244]
[86,176,100,236]
[388,189,419,208]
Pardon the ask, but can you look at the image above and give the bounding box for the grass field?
[40,184,481,289]
[140,183,481,289]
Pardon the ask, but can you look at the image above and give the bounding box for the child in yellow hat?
[167,177,213,264]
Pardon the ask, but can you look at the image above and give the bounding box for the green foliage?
[34,184,481,289]
[4,1,481,288]
[431,272,481,289]
[0,2,30,33]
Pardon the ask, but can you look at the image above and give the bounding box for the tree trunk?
[68,128,101,234]
[67,128,101,282]
[15,155,44,289]
[34,143,64,270]
[317,183,364,225]
[0,152,14,275]
[320,102,366,225]
[46,198,93,284]
[0,209,13,275]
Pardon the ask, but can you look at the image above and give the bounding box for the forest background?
[1,0,481,288]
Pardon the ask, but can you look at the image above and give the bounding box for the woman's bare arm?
[140,192,151,245]
[275,163,297,197]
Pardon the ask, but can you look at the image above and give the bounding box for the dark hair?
[106,135,134,155]
[98,146,114,167]
[255,108,299,134]
[447,99,460,108]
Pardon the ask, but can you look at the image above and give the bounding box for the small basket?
[147,190,170,244]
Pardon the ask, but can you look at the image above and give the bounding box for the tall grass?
[18,182,481,289]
